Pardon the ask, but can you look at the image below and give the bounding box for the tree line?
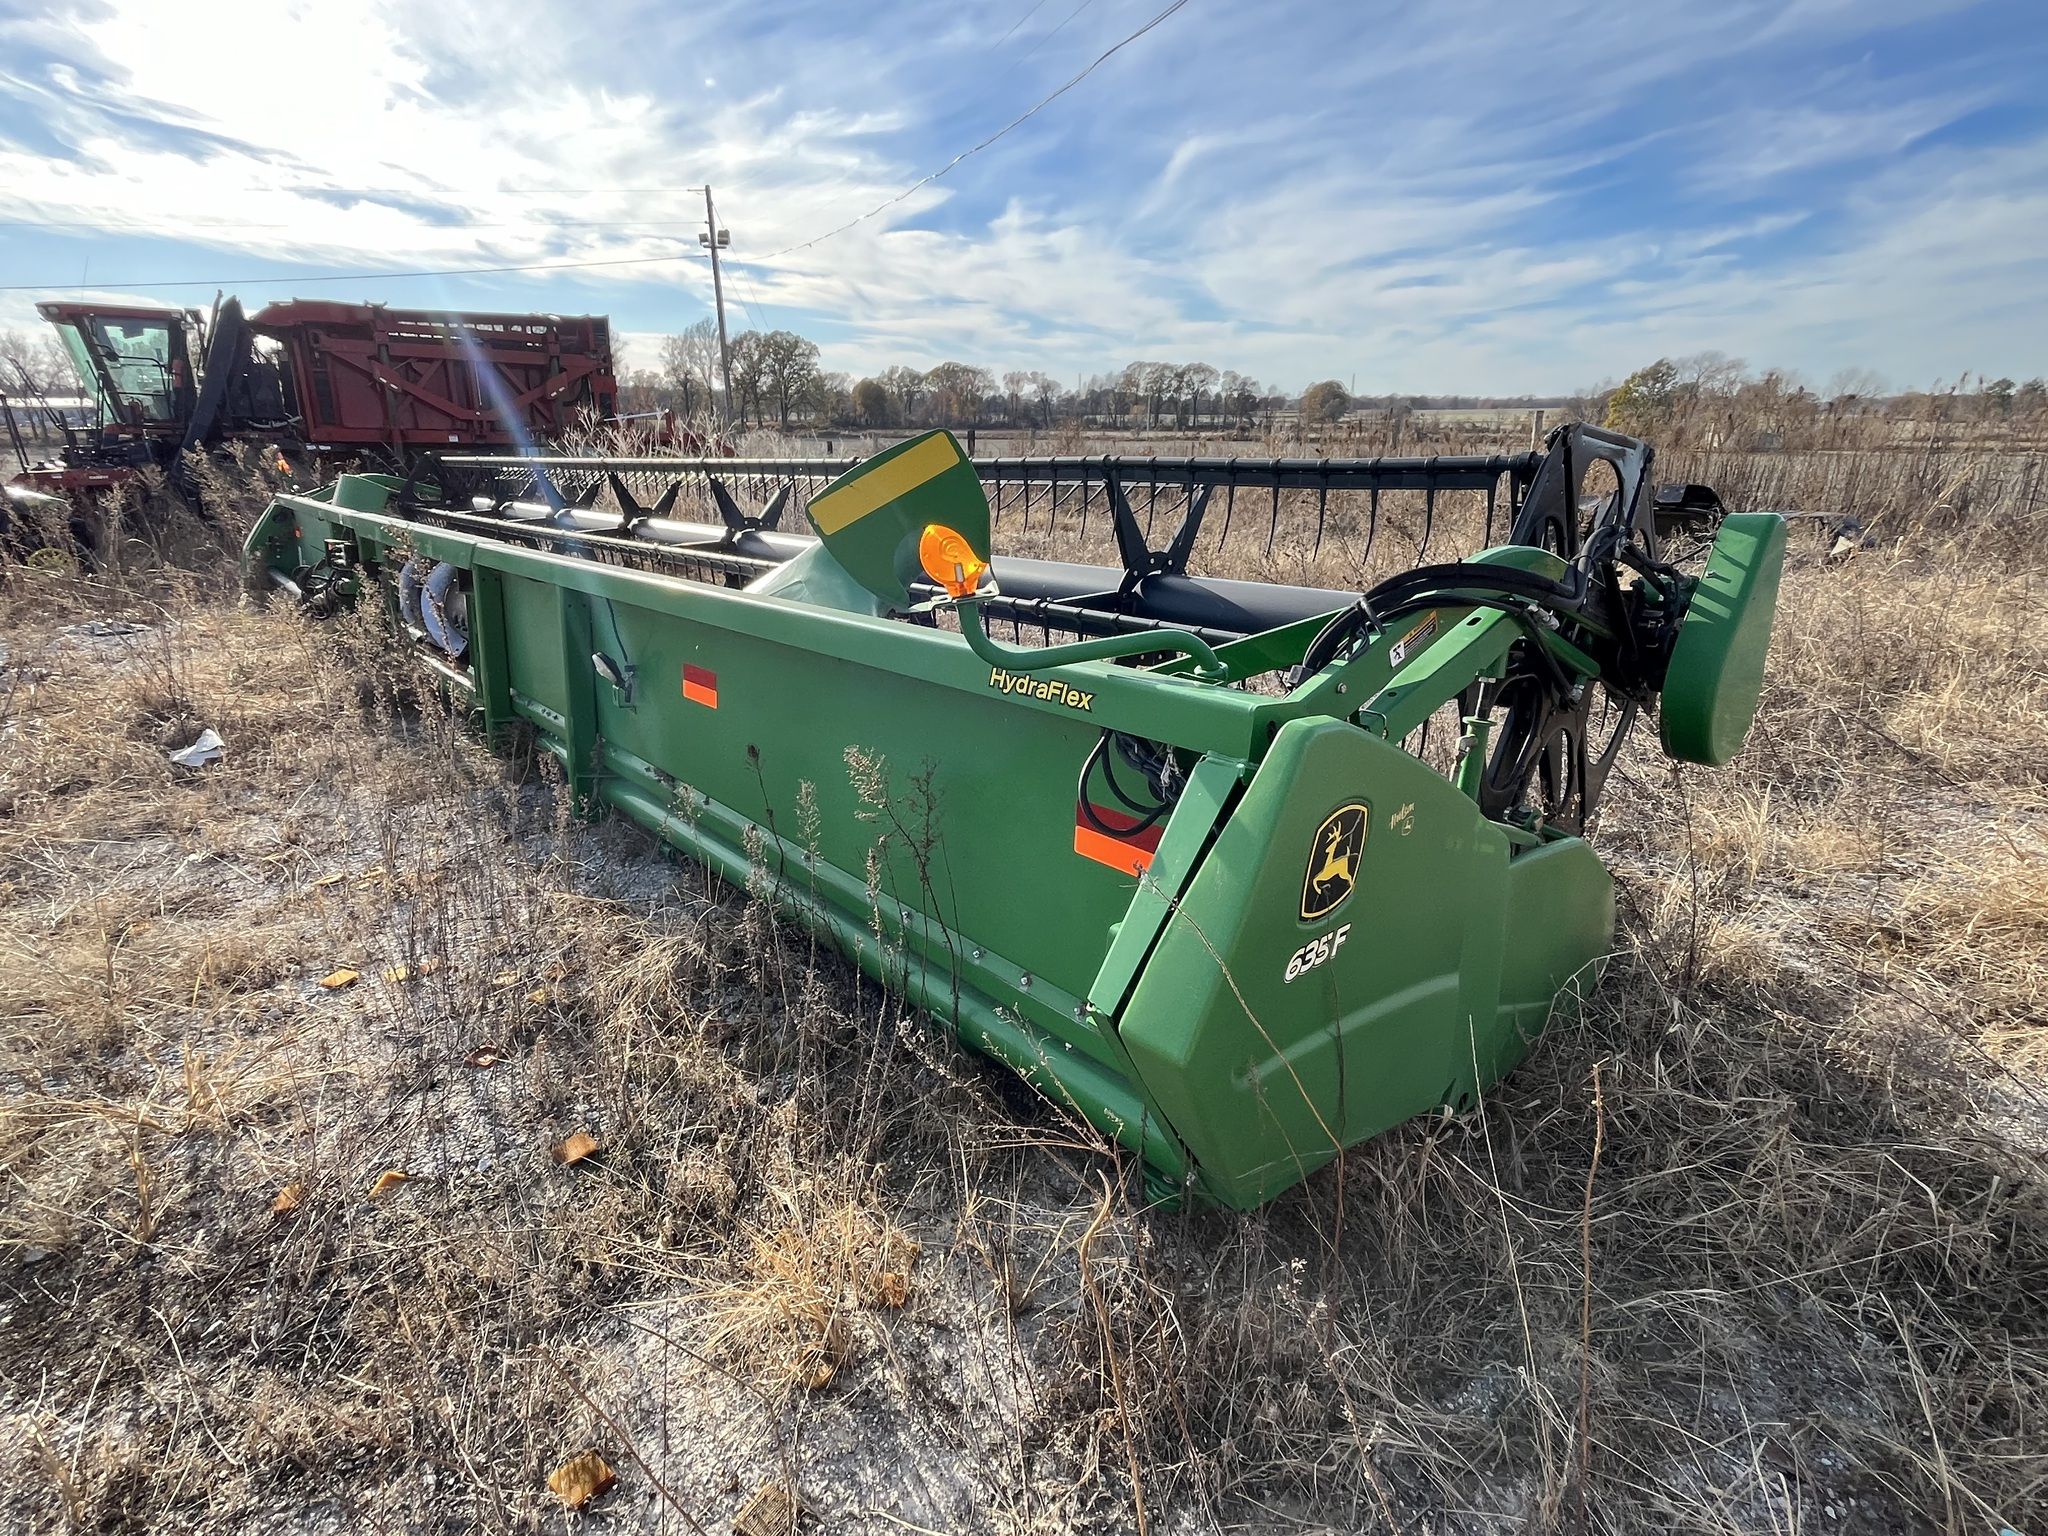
[1603,352,2047,443]
[624,321,1295,432]
[630,323,2048,443]
[16,309,2035,446]
[621,320,1572,433]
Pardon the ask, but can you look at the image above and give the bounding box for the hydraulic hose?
[958,596,1228,680]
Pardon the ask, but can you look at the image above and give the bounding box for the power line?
[758,0,1190,260]
[496,185,707,195]
[730,270,769,332]
[996,0,1053,46]
[727,256,786,334]
[1013,0,1100,69]
[0,217,727,234]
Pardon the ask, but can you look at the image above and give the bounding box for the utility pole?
[700,186,733,428]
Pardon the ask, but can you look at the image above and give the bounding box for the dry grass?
[1,438,2044,1534]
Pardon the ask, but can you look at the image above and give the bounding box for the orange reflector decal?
[918,522,988,597]
[682,663,718,708]
[1074,801,1164,874]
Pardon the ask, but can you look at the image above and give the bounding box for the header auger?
[245,423,1784,1208]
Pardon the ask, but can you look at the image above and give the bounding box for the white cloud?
[0,0,2040,392]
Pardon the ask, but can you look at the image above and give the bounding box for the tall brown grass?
[0,425,2042,1533]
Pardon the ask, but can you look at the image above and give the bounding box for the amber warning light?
[919,524,988,598]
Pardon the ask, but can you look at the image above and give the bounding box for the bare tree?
[1669,351,1746,436]
[880,365,926,426]
[0,328,80,397]
[923,362,992,426]
[658,318,720,418]
[1299,379,1350,424]
[1029,371,1064,428]
[1001,370,1032,424]
[807,369,852,426]
[1219,370,1260,429]
[727,331,768,428]
[1119,362,1165,427]
[1825,367,1887,408]
[617,367,664,414]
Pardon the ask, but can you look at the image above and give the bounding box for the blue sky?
[0,0,2043,394]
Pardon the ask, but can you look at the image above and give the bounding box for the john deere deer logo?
[1301,803,1369,921]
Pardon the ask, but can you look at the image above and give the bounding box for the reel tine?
[1419,476,1438,564]
[1313,465,1329,559]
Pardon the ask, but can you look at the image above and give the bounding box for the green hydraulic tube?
[958,596,1230,680]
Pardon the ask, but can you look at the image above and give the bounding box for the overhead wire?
[725,262,770,331]
[0,247,697,294]
[0,217,715,234]
[729,263,783,333]
[995,0,1053,45]
[1011,0,1100,70]
[758,0,1190,260]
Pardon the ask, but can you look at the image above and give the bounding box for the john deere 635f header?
[245,424,1782,1207]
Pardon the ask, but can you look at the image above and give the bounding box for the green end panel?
[241,477,406,587]
[1660,512,1786,766]
[1496,838,1614,1036]
[1115,717,1615,1208]
[330,473,398,513]
[798,429,988,609]
[240,497,285,582]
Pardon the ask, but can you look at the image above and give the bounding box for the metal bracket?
[527,469,564,516]
[519,471,600,519]
[707,477,791,540]
[606,473,680,532]
[1107,469,1212,593]
[591,650,636,707]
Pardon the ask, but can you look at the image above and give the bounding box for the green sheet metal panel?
[1494,837,1614,1033]
[1116,717,1613,1208]
[581,580,1170,1063]
[1660,512,1787,766]
[499,572,573,731]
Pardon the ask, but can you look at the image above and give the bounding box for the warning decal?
[1074,801,1164,875]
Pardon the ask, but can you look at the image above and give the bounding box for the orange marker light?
[918,523,988,598]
